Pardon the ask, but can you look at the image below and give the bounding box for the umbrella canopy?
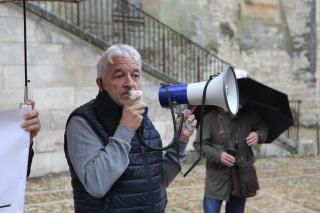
[194,77,293,143]
[237,77,293,142]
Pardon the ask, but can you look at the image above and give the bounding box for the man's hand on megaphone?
[177,106,197,143]
[120,92,146,131]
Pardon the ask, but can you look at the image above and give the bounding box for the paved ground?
[25,156,320,213]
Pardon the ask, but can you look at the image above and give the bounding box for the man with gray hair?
[64,44,197,213]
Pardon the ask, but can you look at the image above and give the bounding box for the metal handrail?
[27,0,229,84]
[287,99,302,141]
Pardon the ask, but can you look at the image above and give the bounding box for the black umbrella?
[194,77,293,143]
[237,77,293,142]
[0,0,85,102]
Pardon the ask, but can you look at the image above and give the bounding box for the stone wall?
[0,3,176,177]
[1,0,319,177]
[141,0,320,124]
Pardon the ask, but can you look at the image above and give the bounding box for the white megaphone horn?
[158,65,239,116]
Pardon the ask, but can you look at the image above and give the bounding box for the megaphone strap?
[138,83,182,152]
[140,75,216,176]
[183,75,214,177]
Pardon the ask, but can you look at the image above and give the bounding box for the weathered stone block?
[33,87,74,110]
[28,65,73,87]
[29,152,52,177]
[0,42,24,65]
[28,44,63,65]
[3,65,25,89]
[74,87,97,107]
[259,143,291,157]
[0,66,3,89]
[51,151,69,173]
[25,65,93,88]
[0,17,25,42]
[72,66,97,87]
[30,151,69,177]
[0,89,24,110]
[36,19,73,44]
[298,139,316,156]
[61,44,100,67]
[34,130,64,153]
[39,109,70,130]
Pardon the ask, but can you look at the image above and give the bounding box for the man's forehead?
[111,56,138,65]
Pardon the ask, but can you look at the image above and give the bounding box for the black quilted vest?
[64,99,167,213]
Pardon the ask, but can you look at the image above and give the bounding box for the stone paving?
[25,156,320,213]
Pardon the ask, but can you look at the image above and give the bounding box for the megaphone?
[158,65,239,116]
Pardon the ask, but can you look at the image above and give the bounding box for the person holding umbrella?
[21,99,41,177]
[0,100,41,212]
[193,70,269,213]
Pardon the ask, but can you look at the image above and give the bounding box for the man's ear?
[96,78,103,91]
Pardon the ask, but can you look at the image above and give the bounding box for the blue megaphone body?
[158,66,239,116]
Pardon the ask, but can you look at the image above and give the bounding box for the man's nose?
[124,75,135,87]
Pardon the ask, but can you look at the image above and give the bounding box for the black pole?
[317,114,319,155]
[23,0,28,102]
[121,0,126,43]
[197,56,200,81]
[162,33,165,73]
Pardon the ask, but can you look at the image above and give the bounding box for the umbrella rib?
[248,99,280,111]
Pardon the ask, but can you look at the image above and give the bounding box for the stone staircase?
[25,0,229,85]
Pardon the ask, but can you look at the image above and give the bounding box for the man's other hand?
[219,151,235,167]
[245,131,259,147]
[177,106,197,143]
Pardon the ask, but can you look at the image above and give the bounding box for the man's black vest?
[64,99,167,213]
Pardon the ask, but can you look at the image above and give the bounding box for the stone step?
[25,189,72,205]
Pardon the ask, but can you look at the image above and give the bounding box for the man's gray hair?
[97,44,142,78]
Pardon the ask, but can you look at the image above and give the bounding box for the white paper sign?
[0,107,30,213]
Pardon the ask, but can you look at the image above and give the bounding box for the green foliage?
[301,124,319,129]
[290,147,299,155]
[255,144,261,154]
